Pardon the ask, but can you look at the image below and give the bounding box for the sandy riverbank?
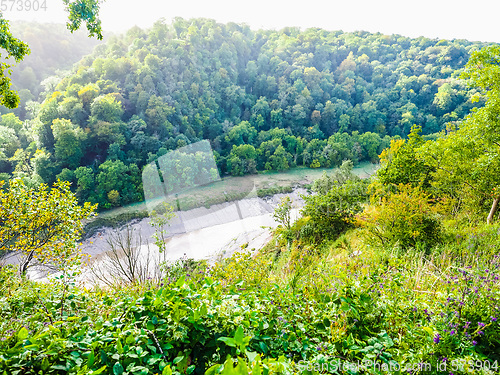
[81,188,306,263]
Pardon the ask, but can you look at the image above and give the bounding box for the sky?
[5,0,500,43]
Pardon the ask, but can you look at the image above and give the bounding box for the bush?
[301,180,366,242]
[365,183,442,250]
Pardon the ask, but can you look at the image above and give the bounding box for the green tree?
[0,0,103,108]
[301,180,365,242]
[365,184,442,250]
[421,45,500,223]
[0,14,30,108]
[376,125,434,190]
[0,179,96,275]
[52,118,86,169]
[272,196,293,230]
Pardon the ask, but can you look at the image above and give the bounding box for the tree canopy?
[1,18,495,210]
[0,179,96,275]
[0,0,103,109]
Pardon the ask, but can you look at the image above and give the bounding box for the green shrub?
[301,180,365,242]
[365,183,442,250]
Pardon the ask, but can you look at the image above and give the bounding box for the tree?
[419,46,500,223]
[52,118,86,169]
[301,180,365,242]
[365,184,442,250]
[272,196,293,230]
[0,14,30,108]
[376,125,434,190]
[63,0,104,39]
[0,0,103,108]
[0,179,96,275]
[460,45,500,223]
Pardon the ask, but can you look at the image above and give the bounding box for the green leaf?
[162,365,172,375]
[41,357,49,371]
[113,362,124,375]
[234,326,245,346]
[126,334,135,344]
[218,337,236,347]
[173,356,184,364]
[92,365,107,375]
[88,350,95,368]
[205,364,222,375]
[116,339,123,354]
[17,327,28,340]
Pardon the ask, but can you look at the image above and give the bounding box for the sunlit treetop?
[0,0,104,108]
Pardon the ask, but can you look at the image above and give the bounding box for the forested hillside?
[0,18,493,210]
[0,22,103,118]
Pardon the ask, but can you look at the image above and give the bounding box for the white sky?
[5,0,500,43]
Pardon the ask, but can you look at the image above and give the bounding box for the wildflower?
[472,340,477,345]
[491,317,497,322]
[478,331,484,335]
[450,330,455,335]
[478,322,485,328]
[433,334,441,344]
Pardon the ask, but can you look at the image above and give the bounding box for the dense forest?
[0,18,493,209]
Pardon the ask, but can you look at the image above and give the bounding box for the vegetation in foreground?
[1,153,500,374]
[0,207,499,374]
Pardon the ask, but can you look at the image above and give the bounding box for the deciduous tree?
[0,179,96,275]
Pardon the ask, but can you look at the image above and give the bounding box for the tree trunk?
[19,250,34,277]
[487,196,500,224]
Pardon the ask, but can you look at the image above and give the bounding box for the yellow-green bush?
[364,183,442,250]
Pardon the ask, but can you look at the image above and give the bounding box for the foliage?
[272,196,293,231]
[62,0,104,40]
[150,202,175,255]
[311,159,360,195]
[0,3,103,110]
[376,125,435,190]
[1,221,500,374]
[0,14,30,108]
[365,183,442,250]
[0,179,96,274]
[396,45,500,224]
[301,179,366,242]
[2,18,492,209]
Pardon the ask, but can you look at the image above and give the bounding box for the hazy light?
[3,0,500,43]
